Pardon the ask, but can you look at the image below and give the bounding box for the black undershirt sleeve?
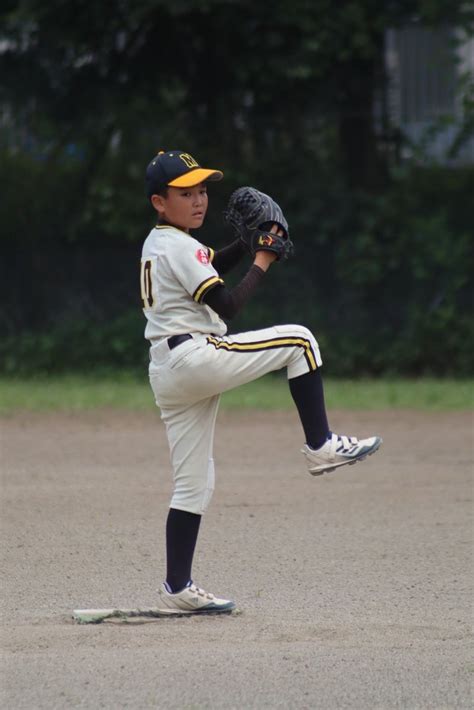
[203,265,265,320]
[210,239,247,274]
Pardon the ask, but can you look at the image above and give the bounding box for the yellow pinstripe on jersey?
[206,335,318,371]
[193,276,224,303]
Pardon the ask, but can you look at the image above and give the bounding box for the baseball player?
[141,150,382,615]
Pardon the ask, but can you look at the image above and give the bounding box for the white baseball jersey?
[140,225,228,341]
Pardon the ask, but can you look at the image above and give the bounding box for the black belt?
[168,334,193,350]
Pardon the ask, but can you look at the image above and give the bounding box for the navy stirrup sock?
[165,508,201,593]
[289,368,330,450]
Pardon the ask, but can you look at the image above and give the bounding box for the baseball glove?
[223,186,294,261]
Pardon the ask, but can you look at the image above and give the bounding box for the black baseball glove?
[223,186,294,261]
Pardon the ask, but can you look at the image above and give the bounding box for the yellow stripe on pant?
[206,334,318,372]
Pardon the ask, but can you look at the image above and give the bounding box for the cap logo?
[179,153,199,169]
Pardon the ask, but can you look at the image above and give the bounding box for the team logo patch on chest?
[196,248,210,264]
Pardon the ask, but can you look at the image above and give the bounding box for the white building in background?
[385,25,474,164]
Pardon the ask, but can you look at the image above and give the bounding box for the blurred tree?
[2,0,472,223]
[0,0,472,374]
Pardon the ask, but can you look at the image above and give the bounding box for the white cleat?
[302,433,382,476]
[157,582,236,615]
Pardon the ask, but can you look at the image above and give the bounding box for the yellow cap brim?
[168,168,223,188]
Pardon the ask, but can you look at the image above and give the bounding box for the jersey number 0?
[140,258,155,309]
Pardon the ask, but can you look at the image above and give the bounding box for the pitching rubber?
[73,607,240,623]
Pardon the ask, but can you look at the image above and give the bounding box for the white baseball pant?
[149,324,322,514]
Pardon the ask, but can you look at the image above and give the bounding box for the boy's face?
[151,183,209,232]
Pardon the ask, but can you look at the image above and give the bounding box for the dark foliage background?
[1,0,473,375]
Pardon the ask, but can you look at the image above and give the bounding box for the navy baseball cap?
[146,150,223,198]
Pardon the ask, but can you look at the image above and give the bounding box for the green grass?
[0,373,472,414]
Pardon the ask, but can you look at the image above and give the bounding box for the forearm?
[210,239,247,274]
[203,265,266,319]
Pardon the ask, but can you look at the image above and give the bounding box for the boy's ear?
[151,194,165,213]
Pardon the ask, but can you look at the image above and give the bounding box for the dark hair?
[151,185,169,224]
[151,185,169,200]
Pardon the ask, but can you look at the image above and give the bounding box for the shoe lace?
[338,434,359,452]
[190,584,214,600]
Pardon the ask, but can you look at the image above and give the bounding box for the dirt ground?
[1,409,472,709]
